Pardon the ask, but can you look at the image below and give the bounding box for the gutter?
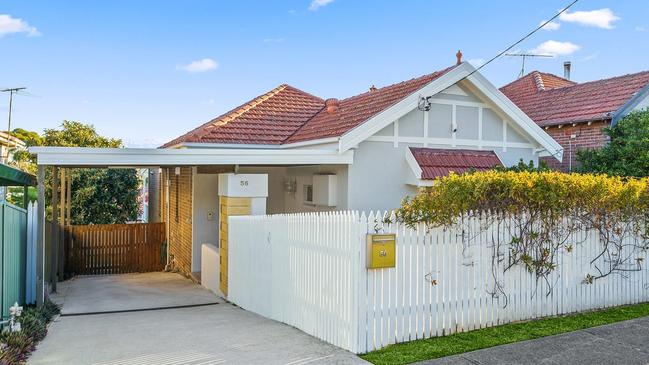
[611,83,649,127]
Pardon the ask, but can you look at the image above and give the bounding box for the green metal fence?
[0,202,27,318]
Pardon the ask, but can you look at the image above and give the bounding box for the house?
[500,63,649,171]
[30,56,562,283]
[148,56,562,277]
[0,131,26,164]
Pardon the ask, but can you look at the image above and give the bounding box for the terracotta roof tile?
[162,85,324,147]
[163,65,458,147]
[285,66,456,143]
[500,70,649,127]
[410,148,502,179]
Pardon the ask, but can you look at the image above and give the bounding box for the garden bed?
[0,300,60,364]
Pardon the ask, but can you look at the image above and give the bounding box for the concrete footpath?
[418,316,649,365]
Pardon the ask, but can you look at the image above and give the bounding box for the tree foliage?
[494,159,550,173]
[578,109,649,177]
[11,121,140,224]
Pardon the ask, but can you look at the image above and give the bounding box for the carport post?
[58,168,66,280]
[36,165,45,308]
[51,166,59,292]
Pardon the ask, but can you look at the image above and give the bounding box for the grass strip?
[361,302,649,365]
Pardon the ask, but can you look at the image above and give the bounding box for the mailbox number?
[379,249,387,257]
[240,180,249,187]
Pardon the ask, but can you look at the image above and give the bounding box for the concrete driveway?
[30,273,368,365]
[53,272,222,315]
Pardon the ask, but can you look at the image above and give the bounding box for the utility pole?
[504,54,553,78]
[1,87,26,132]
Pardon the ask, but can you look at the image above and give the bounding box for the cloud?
[263,37,285,43]
[559,8,620,29]
[0,14,40,37]
[179,58,219,73]
[468,58,485,67]
[636,26,646,32]
[530,40,580,56]
[540,20,561,31]
[309,0,334,11]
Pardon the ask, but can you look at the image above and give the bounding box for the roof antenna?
[1,87,26,132]
[505,53,553,78]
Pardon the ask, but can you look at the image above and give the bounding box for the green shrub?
[578,109,649,177]
[397,170,649,228]
[0,331,33,364]
[396,171,649,287]
[0,300,60,364]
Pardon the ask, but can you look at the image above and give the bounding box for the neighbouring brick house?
[500,69,649,172]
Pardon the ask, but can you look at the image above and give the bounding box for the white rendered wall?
[191,171,220,272]
[201,243,220,296]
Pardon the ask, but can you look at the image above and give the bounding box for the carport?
[27,147,366,365]
[29,146,353,309]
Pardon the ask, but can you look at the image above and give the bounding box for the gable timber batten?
[337,62,561,160]
[458,79,541,152]
[465,71,563,160]
[338,63,473,152]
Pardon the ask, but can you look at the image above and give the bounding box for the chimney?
[369,85,377,92]
[456,50,463,65]
[563,61,571,80]
[325,98,339,114]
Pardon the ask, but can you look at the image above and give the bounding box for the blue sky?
[1,0,647,146]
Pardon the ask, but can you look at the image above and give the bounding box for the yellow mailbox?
[367,234,396,269]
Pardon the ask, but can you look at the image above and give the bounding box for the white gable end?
[338,63,563,161]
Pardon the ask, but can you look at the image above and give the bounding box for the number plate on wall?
[366,234,396,269]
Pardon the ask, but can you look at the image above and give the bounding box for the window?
[303,184,313,204]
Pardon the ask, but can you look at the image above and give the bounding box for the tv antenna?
[1,87,26,132]
[505,53,553,78]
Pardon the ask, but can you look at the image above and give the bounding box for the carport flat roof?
[29,147,354,167]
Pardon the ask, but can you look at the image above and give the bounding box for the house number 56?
[240,180,249,186]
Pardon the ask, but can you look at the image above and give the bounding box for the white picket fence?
[228,212,363,352]
[227,211,649,354]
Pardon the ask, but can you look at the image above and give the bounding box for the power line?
[464,0,579,80]
[419,0,579,113]
[1,87,26,132]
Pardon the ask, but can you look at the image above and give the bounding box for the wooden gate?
[66,223,165,275]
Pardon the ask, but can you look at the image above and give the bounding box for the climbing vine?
[396,171,649,304]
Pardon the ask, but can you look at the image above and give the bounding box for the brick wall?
[161,167,193,275]
[540,120,610,172]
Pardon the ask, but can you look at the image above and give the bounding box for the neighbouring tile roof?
[500,70,649,127]
[410,147,502,180]
[163,65,457,147]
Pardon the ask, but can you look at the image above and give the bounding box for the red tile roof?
[500,70,649,127]
[286,66,456,143]
[163,65,457,147]
[410,148,502,180]
[162,85,324,147]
